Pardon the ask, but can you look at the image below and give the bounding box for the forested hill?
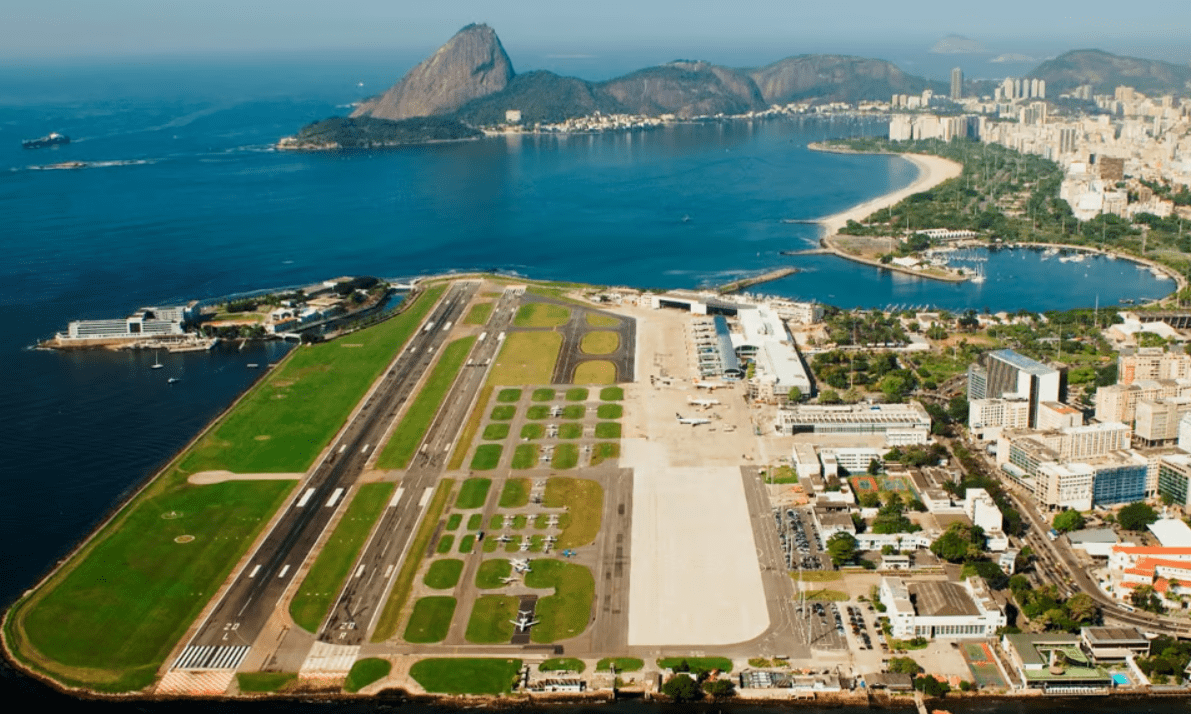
[1028,49,1191,97]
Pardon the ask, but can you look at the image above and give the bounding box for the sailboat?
[151,350,164,369]
[970,263,986,284]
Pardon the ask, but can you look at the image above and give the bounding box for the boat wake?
[27,159,155,171]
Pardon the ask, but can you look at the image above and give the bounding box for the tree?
[867,458,882,475]
[788,386,803,403]
[1052,509,1085,533]
[947,395,969,423]
[1064,592,1099,624]
[826,532,858,567]
[1117,502,1159,531]
[1131,585,1166,614]
[819,388,842,404]
[702,678,736,698]
[859,492,882,509]
[930,522,986,563]
[662,674,703,701]
[887,656,922,675]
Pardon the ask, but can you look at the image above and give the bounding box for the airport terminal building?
[775,403,931,445]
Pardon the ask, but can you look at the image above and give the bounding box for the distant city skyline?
[6,0,1191,65]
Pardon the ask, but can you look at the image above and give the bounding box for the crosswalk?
[172,644,251,670]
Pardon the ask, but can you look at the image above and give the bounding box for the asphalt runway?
[170,282,478,671]
[531,298,635,385]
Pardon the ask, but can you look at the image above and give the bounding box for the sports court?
[850,475,917,498]
[961,641,1007,688]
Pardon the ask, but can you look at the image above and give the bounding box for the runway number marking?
[296,488,315,508]
[326,488,345,507]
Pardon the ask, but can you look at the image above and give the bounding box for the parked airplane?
[500,576,520,584]
[511,558,532,573]
[676,412,711,426]
[688,397,720,408]
[510,612,540,632]
[493,534,514,544]
[693,379,725,391]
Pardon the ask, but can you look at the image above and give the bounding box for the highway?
[319,286,523,646]
[171,282,478,671]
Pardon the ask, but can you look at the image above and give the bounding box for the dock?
[717,267,799,294]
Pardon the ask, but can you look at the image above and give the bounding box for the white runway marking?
[325,487,344,507]
[388,487,404,507]
[296,488,315,507]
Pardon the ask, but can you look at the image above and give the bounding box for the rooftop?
[990,349,1058,377]
[910,580,979,617]
[1150,518,1191,548]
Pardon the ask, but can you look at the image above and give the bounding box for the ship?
[22,132,70,149]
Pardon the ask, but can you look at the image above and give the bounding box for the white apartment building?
[1120,348,1191,384]
[969,397,1030,435]
[965,488,1008,551]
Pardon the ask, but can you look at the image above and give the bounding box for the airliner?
[688,396,720,408]
[676,412,711,426]
[510,611,541,632]
[693,379,725,391]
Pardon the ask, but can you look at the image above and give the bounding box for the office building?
[968,350,1062,428]
[1119,347,1191,384]
[1135,397,1191,445]
[880,577,1005,639]
[950,67,963,101]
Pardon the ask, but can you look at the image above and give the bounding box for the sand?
[818,153,963,239]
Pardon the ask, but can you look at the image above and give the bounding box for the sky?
[6,0,1191,69]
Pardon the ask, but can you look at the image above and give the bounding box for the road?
[170,282,478,671]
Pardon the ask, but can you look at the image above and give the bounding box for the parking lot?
[773,507,829,571]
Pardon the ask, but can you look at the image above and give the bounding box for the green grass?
[423,559,463,589]
[600,387,624,401]
[464,302,494,326]
[403,597,456,644]
[446,513,462,531]
[455,477,492,509]
[528,534,545,552]
[590,442,620,466]
[344,657,392,693]
[504,540,521,553]
[532,388,556,401]
[540,658,586,672]
[236,672,297,693]
[489,514,504,530]
[597,404,623,419]
[488,331,563,386]
[534,514,550,529]
[580,331,619,355]
[524,559,595,643]
[551,444,579,469]
[448,386,491,471]
[520,423,544,439]
[458,534,476,554]
[512,514,528,529]
[482,538,498,553]
[558,423,583,439]
[482,423,509,440]
[436,535,455,554]
[790,570,843,582]
[470,445,503,471]
[465,596,520,644]
[409,658,522,695]
[805,589,849,601]
[290,482,396,632]
[371,480,453,642]
[476,559,512,589]
[575,361,616,384]
[490,405,516,420]
[587,313,621,327]
[544,477,604,548]
[467,513,482,530]
[377,335,476,469]
[511,445,538,469]
[594,422,621,439]
[499,478,530,507]
[526,405,550,420]
[514,303,571,328]
[562,405,585,419]
[658,657,733,674]
[597,658,644,672]
[565,388,589,401]
[496,388,522,403]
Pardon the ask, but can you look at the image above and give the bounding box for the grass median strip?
[525,559,595,643]
[377,336,476,469]
[595,422,621,439]
[586,313,621,328]
[499,478,529,507]
[447,385,492,471]
[597,404,623,419]
[470,445,502,471]
[590,442,620,466]
[455,477,492,509]
[237,672,297,693]
[580,331,619,355]
[597,657,644,672]
[540,657,586,672]
[409,658,522,695]
[464,302,493,326]
[482,423,509,440]
[290,482,396,632]
[514,303,570,328]
[403,597,456,643]
[488,331,562,386]
[532,388,556,401]
[574,360,616,384]
[371,480,453,642]
[496,388,522,402]
[600,386,624,401]
[565,388,589,401]
[551,444,579,469]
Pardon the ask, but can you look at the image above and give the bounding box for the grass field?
[590,443,619,466]
[544,478,603,548]
[423,559,463,589]
[403,597,456,643]
[520,423,544,439]
[482,423,509,440]
[371,480,453,642]
[377,336,476,469]
[464,302,493,326]
[562,404,585,419]
[526,405,550,420]
[476,559,512,589]
[805,589,849,601]
[445,513,462,530]
[488,331,563,386]
[499,478,529,508]
[496,388,522,403]
[594,422,621,439]
[490,405,516,420]
[470,445,503,470]
[289,482,395,632]
[236,672,297,693]
[565,388,589,401]
[658,657,733,674]
[465,596,519,643]
[514,303,570,328]
[551,443,579,469]
[559,423,583,439]
[409,658,521,695]
[511,445,538,469]
[597,404,623,419]
[467,513,482,530]
[574,361,616,384]
[447,386,491,471]
[540,658,586,672]
[455,478,491,509]
[580,331,619,355]
[598,657,643,672]
[790,570,842,582]
[436,535,455,554]
[600,387,624,401]
[525,560,594,643]
[458,534,476,554]
[532,388,556,401]
[344,657,391,693]
[586,313,621,328]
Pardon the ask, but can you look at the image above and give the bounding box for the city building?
[968,349,1063,428]
[61,303,199,345]
[735,305,812,403]
[950,67,963,101]
[964,488,1008,551]
[880,577,1005,639]
[775,403,931,445]
[1001,633,1110,692]
[1119,347,1191,384]
[1134,397,1191,445]
[969,396,1030,437]
[1158,453,1191,509]
[1036,401,1084,431]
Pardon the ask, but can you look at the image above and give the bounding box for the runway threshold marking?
[388,487,404,508]
[296,488,316,508]
[326,488,345,507]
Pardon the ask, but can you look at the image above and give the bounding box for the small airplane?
[493,534,514,544]
[499,575,520,584]
[510,612,540,632]
[688,397,720,407]
[519,538,531,551]
[511,558,532,573]
[676,412,711,426]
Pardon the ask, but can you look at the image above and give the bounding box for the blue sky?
[6,0,1190,64]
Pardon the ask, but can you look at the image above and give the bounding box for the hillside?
[748,54,943,104]
[597,61,767,118]
[279,116,481,150]
[1028,49,1191,96]
[452,71,624,125]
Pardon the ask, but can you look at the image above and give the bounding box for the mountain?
[452,71,623,125]
[1028,49,1191,96]
[598,61,767,117]
[352,24,514,121]
[748,55,943,104]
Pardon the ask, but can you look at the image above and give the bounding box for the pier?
[717,267,799,294]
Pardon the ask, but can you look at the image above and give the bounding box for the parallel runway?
[319,287,522,647]
[172,282,478,670]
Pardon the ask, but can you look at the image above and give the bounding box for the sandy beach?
[815,152,964,239]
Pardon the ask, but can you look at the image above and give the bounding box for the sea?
[0,55,1180,711]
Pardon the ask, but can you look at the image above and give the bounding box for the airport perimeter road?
[171,282,478,671]
[319,287,523,647]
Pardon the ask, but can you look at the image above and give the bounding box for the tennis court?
[849,475,917,497]
[961,641,1007,688]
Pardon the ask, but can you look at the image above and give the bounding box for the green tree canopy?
[826,532,858,567]
[662,674,703,701]
[1117,502,1159,531]
[930,522,986,563]
[1052,509,1085,533]
[887,656,922,675]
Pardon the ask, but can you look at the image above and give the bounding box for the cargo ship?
[22,132,70,149]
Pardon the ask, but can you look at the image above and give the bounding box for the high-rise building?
[950,67,963,101]
[969,350,1064,428]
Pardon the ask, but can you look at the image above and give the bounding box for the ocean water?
[0,57,1177,707]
